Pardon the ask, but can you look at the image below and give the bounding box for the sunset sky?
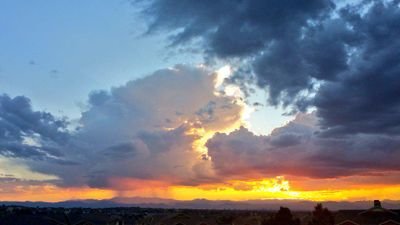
[1,0,400,203]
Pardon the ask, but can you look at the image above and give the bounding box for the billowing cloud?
[207,112,400,180]
[18,65,246,188]
[314,1,400,135]
[139,0,400,136]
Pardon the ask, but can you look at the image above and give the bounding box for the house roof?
[335,201,400,225]
[336,219,360,225]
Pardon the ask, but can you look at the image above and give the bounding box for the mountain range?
[2,198,399,210]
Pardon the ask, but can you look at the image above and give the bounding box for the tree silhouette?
[216,215,234,225]
[308,204,334,225]
[262,207,300,225]
[46,212,90,225]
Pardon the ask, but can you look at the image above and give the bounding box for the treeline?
[262,204,334,225]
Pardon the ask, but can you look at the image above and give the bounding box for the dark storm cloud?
[140,0,336,105]
[314,1,400,135]
[140,0,400,136]
[0,94,69,159]
[253,16,360,106]
[143,0,333,57]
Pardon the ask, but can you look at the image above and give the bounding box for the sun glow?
[4,176,400,202]
[168,179,400,201]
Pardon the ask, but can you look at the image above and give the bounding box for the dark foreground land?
[0,200,399,225]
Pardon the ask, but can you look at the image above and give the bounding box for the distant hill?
[1,198,399,210]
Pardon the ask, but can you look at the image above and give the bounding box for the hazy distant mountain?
[1,198,399,210]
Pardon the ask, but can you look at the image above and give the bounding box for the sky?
[1,0,400,203]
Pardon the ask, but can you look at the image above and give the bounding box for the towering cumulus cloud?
[70,65,245,188]
[2,65,246,190]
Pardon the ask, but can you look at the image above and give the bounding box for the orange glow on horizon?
[2,177,400,202]
[167,177,400,201]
